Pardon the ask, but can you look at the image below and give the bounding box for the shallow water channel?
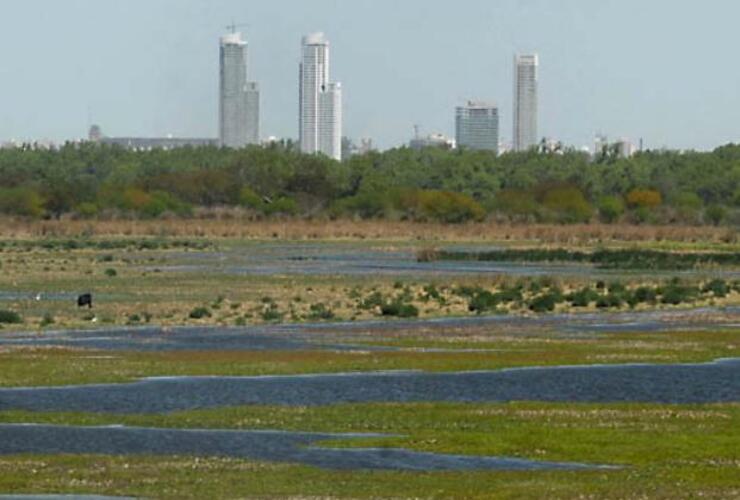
[0,425,613,472]
[1,360,737,414]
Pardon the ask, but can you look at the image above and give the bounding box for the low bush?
[261,304,283,322]
[188,307,212,319]
[308,303,335,321]
[703,279,729,298]
[468,291,502,314]
[381,301,419,318]
[596,294,624,309]
[528,294,560,313]
[568,287,600,307]
[0,310,22,324]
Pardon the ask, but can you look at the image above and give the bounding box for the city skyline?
[2,0,740,151]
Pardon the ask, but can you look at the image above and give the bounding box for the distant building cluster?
[8,31,644,159]
[412,53,538,156]
[88,30,344,160]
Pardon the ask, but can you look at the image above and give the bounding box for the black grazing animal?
[77,293,93,309]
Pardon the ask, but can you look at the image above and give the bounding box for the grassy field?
[0,402,738,499]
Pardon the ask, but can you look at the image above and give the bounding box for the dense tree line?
[0,141,738,225]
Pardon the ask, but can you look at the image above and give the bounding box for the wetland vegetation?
[0,226,737,498]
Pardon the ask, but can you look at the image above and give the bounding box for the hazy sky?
[1,0,739,150]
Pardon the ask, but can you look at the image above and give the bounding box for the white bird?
[35,293,42,302]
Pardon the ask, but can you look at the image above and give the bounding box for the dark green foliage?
[528,294,561,313]
[188,307,212,320]
[380,301,419,318]
[703,279,729,298]
[421,285,441,301]
[468,291,502,314]
[596,294,624,309]
[0,142,737,224]
[0,239,212,252]
[437,248,740,271]
[308,303,335,321]
[705,205,727,226]
[633,287,658,304]
[660,283,699,305]
[261,305,283,322]
[0,310,22,324]
[568,287,601,307]
[104,268,117,277]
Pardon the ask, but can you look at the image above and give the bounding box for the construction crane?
[226,22,249,34]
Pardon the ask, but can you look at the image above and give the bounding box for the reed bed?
[0,217,735,245]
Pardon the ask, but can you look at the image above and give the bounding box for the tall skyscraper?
[299,33,342,161]
[219,32,260,148]
[513,54,538,152]
[456,101,499,153]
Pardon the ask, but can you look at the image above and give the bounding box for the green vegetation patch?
[434,248,740,270]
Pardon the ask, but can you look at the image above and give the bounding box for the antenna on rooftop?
[226,21,249,34]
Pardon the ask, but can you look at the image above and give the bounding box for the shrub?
[703,279,729,298]
[705,205,727,226]
[0,310,22,324]
[263,197,298,216]
[596,294,624,309]
[540,186,593,223]
[660,284,698,305]
[239,186,264,210]
[75,202,99,219]
[468,291,502,314]
[598,196,625,224]
[0,187,45,217]
[421,284,441,301]
[189,307,212,319]
[494,189,539,219]
[568,287,600,307]
[627,189,663,209]
[261,304,283,322]
[40,312,55,327]
[633,287,658,304]
[360,291,385,310]
[528,294,560,313]
[308,303,335,321]
[399,189,486,223]
[104,268,118,277]
[381,301,419,318]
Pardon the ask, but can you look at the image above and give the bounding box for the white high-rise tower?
[513,54,538,152]
[219,32,260,148]
[299,33,342,160]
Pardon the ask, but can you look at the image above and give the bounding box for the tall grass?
[0,216,735,245]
